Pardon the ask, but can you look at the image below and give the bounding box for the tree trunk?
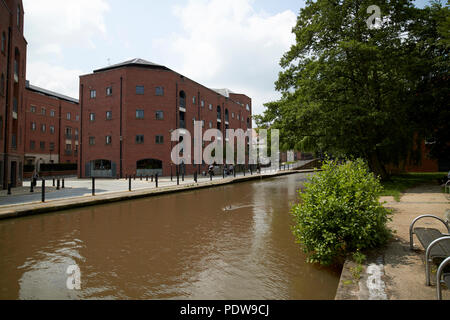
[368,152,389,181]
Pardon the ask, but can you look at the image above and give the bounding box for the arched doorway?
[137,159,163,176]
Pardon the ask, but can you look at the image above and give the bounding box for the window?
[232,112,235,119]
[155,135,164,144]
[30,141,35,150]
[41,107,46,116]
[156,111,164,120]
[76,115,79,121]
[246,104,250,111]
[30,105,36,113]
[50,143,55,151]
[209,104,212,110]
[209,121,213,129]
[66,143,72,151]
[193,96,196,104]
[75,129,79,140]
[31,122,36,131]
[90,113,95,121]
[136,110,144,119]
[41,124,46,133]
[67,112,71,120]
[136,86,145,95]
[106,86,113,96]
[50,110,55,117]
[90,90,96,99]
[201,100,205,107]
[89,137,95,145]
[202,120,205,127]
[136,135,144,144]
[50,126,55,134]
[106,111,112,120]
[106,136,112,145]
[40,141,45,150]
[237,114,240,120]
[156,87,164,96]
[65,127,72,138]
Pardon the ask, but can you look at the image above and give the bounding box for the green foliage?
[291,159,391,266]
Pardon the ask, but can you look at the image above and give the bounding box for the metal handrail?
[409,215,450,250]
[437,256,450,300]
[426,236,450,286]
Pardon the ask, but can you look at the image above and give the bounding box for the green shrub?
[291,159,391,266]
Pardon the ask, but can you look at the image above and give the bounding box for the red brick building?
[79,59,252,178]
[1,0,27,188]
[24,81,80,169]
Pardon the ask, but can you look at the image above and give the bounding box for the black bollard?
[171,170,173,182]
[210,172,213,181]
[155,174,158,188]
[151,175,154,182]
[250,166,253,175]
[223,167,225,179]
[134,175,136,181]
[129,176,132,191]
[194,171,197,183]
[62,179,65,189]
[42,179,45,202]
[243,165,246,176]
[92,177,95,196]
[7,183,11,195]
[53,178,55,187]
[140,175,142,181]
[30,181,34,193]
[182,171,184,182]
[176,168,180,185]
[57,179,60,190]
[146,175,149,182]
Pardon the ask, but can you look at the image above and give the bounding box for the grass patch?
[380,172,446,201]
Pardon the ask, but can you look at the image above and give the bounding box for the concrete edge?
[0,169,320,221]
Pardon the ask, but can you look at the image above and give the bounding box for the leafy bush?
[291,159,391,266]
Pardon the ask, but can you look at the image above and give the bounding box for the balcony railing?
[65,150,73,156]
[66,134,72,139]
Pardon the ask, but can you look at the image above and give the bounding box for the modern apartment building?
[0,0,27,188]
[24,81,80,169]
[79,59,253,178]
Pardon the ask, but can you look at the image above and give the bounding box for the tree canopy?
[255,0,449,179]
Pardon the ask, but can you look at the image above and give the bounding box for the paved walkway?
[336,184,450,300]
[0,161,313,208]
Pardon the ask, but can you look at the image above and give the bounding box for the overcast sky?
[22,0,432,117]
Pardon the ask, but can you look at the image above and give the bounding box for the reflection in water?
[0,173,340,300]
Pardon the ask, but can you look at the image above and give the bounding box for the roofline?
[84,63,252,106]
[26,81,79,104]
[93,62,171,74]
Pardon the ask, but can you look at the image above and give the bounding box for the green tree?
[255,0,449,179]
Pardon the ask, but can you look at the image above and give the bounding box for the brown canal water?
[0,173,341,300]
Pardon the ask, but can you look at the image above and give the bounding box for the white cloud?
[23,0,110,99]
[27,61,83,99]
[23,0,110,53]
[155,0,298,116]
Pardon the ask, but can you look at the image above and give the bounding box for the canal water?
[0,173,340,300]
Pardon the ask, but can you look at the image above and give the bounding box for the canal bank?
[0,169,319,221]
[335,183,450,300]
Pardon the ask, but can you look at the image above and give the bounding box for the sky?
[22,0,433,117]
